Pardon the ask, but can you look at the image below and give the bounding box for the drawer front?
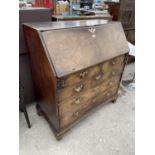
[59,86,118,128]
[57,55,125,89]
[58,67,123,102]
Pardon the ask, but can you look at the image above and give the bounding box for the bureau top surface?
[23,20,109,31]
[24,21,129,77]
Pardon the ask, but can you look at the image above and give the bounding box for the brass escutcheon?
[74,84,83,92]
[95,74,102,80]
[109,81,113,86]
[75,98,81,105]
[111,60,116,65]
[79,70,88,78]
[88,27,96,38]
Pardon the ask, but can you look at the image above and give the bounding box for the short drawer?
[57,55,125,89]
[59,86,118,128]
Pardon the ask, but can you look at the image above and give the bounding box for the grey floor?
[19,63,135,155]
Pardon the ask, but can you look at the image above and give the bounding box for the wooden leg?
[111,99,117,104]
[111,96,117,104]
[23,108,31,128]
[36,104,42,116]
[56,134,64,141]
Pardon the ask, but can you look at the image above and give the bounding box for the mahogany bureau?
[23,20,129,140]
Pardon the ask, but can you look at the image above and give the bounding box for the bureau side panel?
[23,26,59,129]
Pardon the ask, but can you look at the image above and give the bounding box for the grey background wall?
[19,8,51,104]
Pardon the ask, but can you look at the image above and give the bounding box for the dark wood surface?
[119,0,135,44]
[23,20,128,140]
[105,0,135,44]
[19,8,51,104]
[41,22,128,77]
[104,1,120,21]
[119,0,135,29]
[23,26,59,129]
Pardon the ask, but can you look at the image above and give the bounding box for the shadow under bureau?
[23,20,129,140]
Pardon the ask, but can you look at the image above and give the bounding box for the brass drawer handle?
[73,111,79,117]
[106,92,110,97]
[95,74,102,80]
[79,70,88,78]
[111,60,116,65]
[93,86,100,92]
[75,98,81,105]
[74,84,83,92]
[109,81,113,86]
[111,71,116,75]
